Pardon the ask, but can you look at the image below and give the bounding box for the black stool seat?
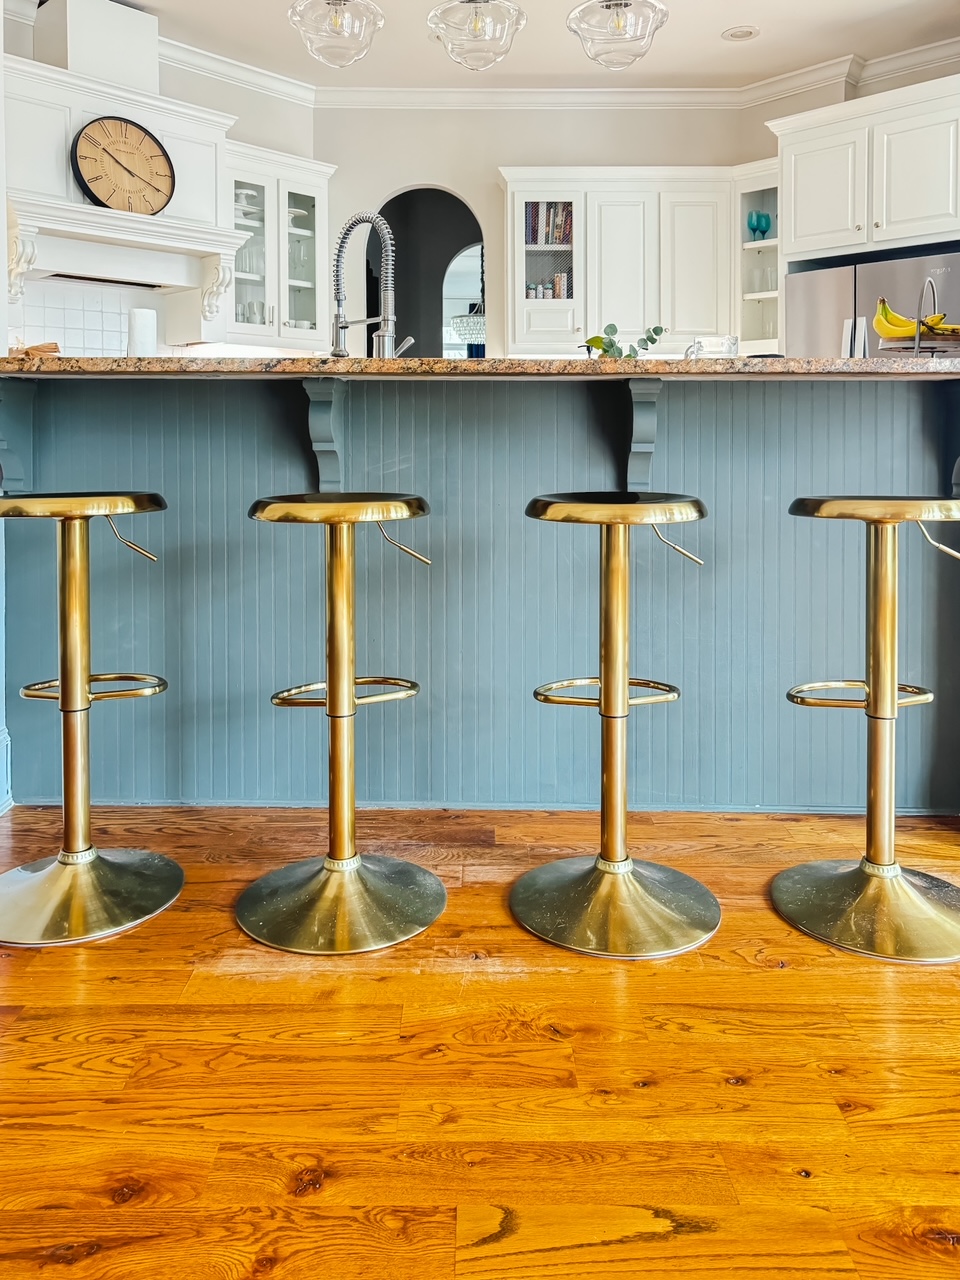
[526,492,706,525]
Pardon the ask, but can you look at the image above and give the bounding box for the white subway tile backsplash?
[21,279,172,356]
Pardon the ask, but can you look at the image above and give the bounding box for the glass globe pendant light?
[566,0,669,71]
[427,0,527,72]
[289,0,385,69]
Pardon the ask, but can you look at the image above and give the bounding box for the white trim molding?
[6,3,960,114]
[158,38,317,108]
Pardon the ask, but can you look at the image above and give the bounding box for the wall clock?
[70,117,175,216]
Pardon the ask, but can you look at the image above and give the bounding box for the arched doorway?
[366,188,483,358]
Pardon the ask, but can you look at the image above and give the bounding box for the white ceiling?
[123,1,960,90]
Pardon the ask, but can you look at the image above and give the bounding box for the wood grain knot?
[921,1227,960,1248]
[797,1169,813,1179]
[252,1255,277,1273]
[292,1166,326,1197]
[111,1178,146,1204]
[46,1241,101,1265]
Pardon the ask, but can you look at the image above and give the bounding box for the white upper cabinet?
[781,129,868,256]
[226,141,334,351]
[770,74,960,261]
[659,190,732,343]
[872,109,960,243]
[585,191,659,350]
[499,168,734,357]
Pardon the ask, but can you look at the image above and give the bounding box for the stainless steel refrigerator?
[785,250,960,357]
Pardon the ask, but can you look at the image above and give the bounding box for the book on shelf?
[525,200,573,247]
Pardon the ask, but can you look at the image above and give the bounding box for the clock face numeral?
[71,117,175,216]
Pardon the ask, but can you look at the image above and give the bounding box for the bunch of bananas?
[874,297,960,341]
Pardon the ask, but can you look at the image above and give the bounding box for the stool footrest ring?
[272,676,420,708]
[534,676,680,708]
[21,673,168,702]
[787,679,933,710]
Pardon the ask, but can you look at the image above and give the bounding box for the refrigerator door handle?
[854,317,868,358]
[841,318,854,358]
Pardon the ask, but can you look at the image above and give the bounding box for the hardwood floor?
[1,806,960,1278]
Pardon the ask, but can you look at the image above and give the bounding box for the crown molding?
[857,35,960,89]
[4,53,239,133]
[4,0,37,24]
[311,60,863,111]
[158,37,317,107]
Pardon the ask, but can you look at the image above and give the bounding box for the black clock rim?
[70,116,176,216]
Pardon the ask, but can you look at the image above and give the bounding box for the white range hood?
[5,0,248,341]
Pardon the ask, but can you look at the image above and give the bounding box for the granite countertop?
[2,355,960,379]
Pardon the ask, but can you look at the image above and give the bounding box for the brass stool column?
[236,493,446,953]
[0,493,182,946]
[772,496,960,962]
[510,492,722,958]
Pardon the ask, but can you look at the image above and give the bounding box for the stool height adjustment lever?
[651,523,704,566]
[377,521,431,565]
[105,515,158,563]
[917,521,960,562]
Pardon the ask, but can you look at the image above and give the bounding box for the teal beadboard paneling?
[5,375,960,812]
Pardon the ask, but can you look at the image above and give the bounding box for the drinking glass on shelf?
[764,265,778,292]
[747,211,762,241]
[757,213,772,240]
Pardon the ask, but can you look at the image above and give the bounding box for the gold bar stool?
[772,496,960,963]
[510,492,722,958]
[236,492,446,954]
[0,492,182,946]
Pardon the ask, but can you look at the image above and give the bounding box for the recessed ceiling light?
[722,25,759,42]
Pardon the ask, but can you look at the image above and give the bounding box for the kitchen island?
[0,355,958,815]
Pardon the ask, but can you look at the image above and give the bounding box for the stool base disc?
[509,855,721,959]
[0,848,185,947]
[771,859,960,963]
[235,853,447,954]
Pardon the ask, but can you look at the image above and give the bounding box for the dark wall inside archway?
[366,189,482,358]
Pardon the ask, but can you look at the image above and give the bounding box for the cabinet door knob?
[874,221,881,229]
[855,224,863,231]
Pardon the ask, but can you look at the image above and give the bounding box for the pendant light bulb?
[427,0,527,72]
[289,0,385,69]
[567,0,669,71]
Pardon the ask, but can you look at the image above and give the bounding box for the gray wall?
[4,375,960,813]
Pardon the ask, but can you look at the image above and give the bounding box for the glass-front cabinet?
[502,177,585,355]
[225,143,335,351]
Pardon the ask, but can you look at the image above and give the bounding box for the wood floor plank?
[814,1055,960,1140]
[721,1140,960,1207]
[398,999,650,1045]
[838,1206,960,1279]
[196,1140,738,1208]
[455,1204,859,1278]
[6,1003,405,1046]
[0,1137,218,1210]
[0,1207,455,1280]
[0,1087,400,1141]
[127,1039,577,1091]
